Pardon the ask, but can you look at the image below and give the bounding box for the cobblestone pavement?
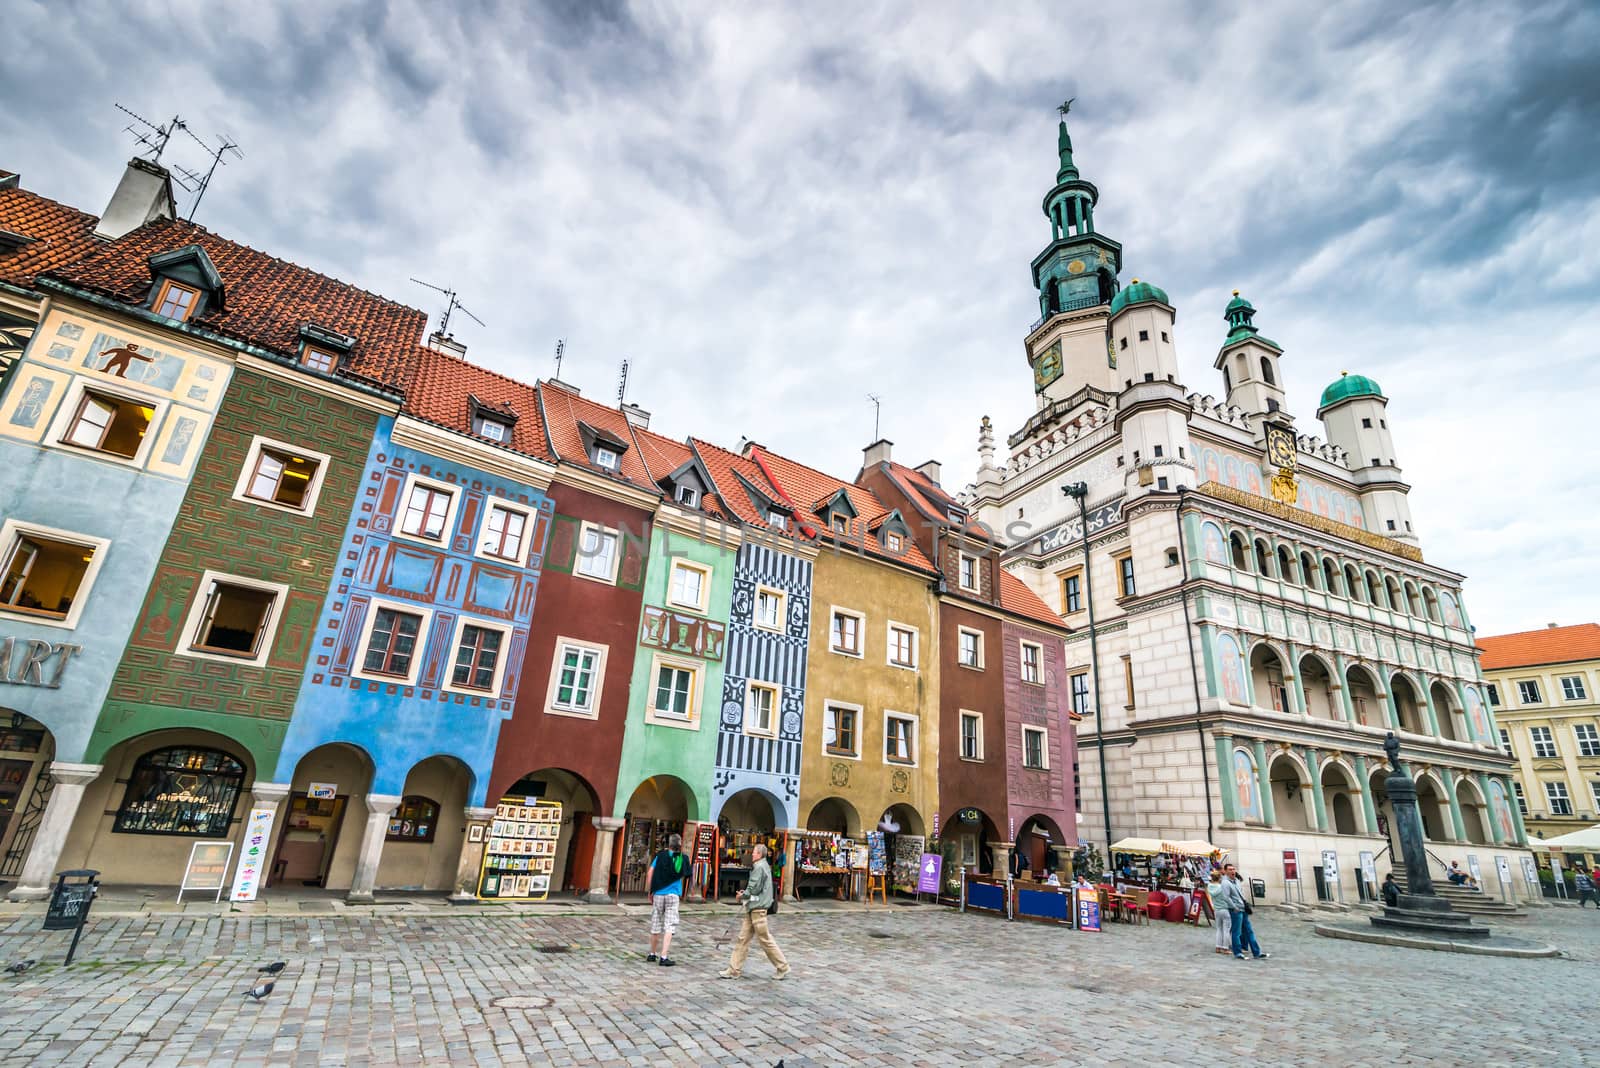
[1,901,1596,1067]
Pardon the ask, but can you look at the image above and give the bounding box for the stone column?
[6,762,104,902]
[1285,645,1307,716]
[1353,755,1378,834]
[1213,733,1238,822]
[1252,739,1276,826]
[1332,655,1355,722]
[1303,747,1328,832]
[1502,775,1530,846]
[1474,773,1505,845]
[1419,681,1442,738]
[989,842,1013,882]
[1441,774,1467,843]
[449,806,495,904]
[345,793,401,903]
[585,816,625,904]
[1380,687,1400,731]
[780,828,802,902]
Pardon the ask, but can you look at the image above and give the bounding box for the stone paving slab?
[1,902,1596,1065]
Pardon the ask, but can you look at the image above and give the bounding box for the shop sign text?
[0,637,83,689]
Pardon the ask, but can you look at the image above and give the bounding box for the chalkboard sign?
[44,881,95,931]
[693,823,716,864]
[178,841,235,903]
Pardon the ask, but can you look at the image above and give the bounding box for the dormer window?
[153,280,200,322]
[474,417,510,443]
[947,507,967,526]
[594,446,619,470]
[831,515,848,534]
[146,245,224,323]
[297,324,355,374]
[768,510,788,530]
[301,345,338,373]
[675,484,699,509]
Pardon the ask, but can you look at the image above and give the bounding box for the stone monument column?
[346,793,402,903]
[585,816,625,904]
[6,763,104,901]
[449,805,495,903]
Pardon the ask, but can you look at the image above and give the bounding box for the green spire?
[1224,289,1257,338]
[1056,119,1078,182]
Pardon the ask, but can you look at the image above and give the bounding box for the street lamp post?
[1063,481,1112,860]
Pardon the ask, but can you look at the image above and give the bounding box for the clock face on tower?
[1265,424,1296,468]
[1033,340,1063,392]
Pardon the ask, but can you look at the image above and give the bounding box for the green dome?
[1319,372,1385,408]
[1109,277,1169,317]
[1224,291,1254,315]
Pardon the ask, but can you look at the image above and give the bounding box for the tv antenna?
[617,360,630,405]
[115,104,187,164]
[553,338,566,378]
[175,134,244,221]
[868,393,882,440]
[408,278,485,338]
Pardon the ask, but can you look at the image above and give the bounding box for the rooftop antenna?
[408,278,486,338]
[553,338,566,378]
[867,393,882,440]
[617,359,630,406]
[176,133,244,221]
[114,104,187,165]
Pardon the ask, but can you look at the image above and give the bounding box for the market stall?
[1106,837,1226,921]
[617,815,687,895]
[715,826,786,900]
[793,829,860,899]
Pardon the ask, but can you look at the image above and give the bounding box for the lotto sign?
[229,807,278,902]
[1282,850,1299,880]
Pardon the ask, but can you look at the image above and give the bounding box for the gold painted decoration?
[1195,482,1423,562]
[1067,259,1086,274]
[1270,466,1298,505]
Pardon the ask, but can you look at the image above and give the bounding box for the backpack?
[649,850,686,895]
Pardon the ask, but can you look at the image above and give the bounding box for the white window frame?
[474,416,510,442]
[47,376,168,469]
[1545,781,1572,816]
[0,519,112,630]
[1560,675,1588,702]
[442,615,515,698]
[958,710,984,762]
[543,637,608,719]
[1022,725,1049,770]
[1019,639,1044,686]
[829,606,866,658]
[645,652,703,729]
[957,626,984,670]
[175,569,293,668]
[1516,679,1542,705]
[667,558,713,614]
[767,510,788,530]
[1591,780,1600,817]
[885,621,919,670]
[830,514,848,534]
[1574,723,1600,758]
[574,522,622,585]
[958,552,980,592]
[349,597,435,686]
[593,445,620,470]
[822,700,862,760]
[475,499,536,567]
[753,585,786,633]
[1529,726,1557,759]
[746,680,779,738]
[1498,728,1513,757]
[231,435,333,516]
[394,473,461,547]
[674,484,700,509]
[883,710,917,766]
[886,531,903,552]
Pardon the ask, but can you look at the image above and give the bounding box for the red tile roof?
[402,345,553,463]
[0,185,100,288]
[690,437,791,529]
[1477,623,1600,670]
[44,217,425,389]
[630,424,731,520]
[536,380,659,492]
[877,460,993,541]
[998,569,1068,631]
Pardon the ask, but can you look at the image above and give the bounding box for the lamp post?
[1063,481,1112,857]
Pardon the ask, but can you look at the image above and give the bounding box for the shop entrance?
[618,775,694,896]
[942,806,999,882]
[374,755,471,892]
[797,796,862,899]
[503,767,600,896]
[0,710,54,887]
[1014,814,1065,879]
[715,787,781,899]
[876,804,926,898]
[269,742,373,892]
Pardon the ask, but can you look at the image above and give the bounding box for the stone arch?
[502,766,604,896]
[1229,531,1250,571]
[1403,580,1424,616]
[1322,556,1342,595]
[1344,663,1383,728]
[1389,672,1427,735]
[1368,766,1396,849]
[1249,641,1292,713]
[1364,569,1385,607]
[1268,750,1314,832]
[1015,813,1067,876]
[1300,550,1320,590]
[806,795,862,837]
[714,786,786,835]
[1345,563,1365,602]
[375,754,473,892]
[1298,652,1339,721]
[1253,537,1274,576]
[1319,759,1361,835]
[1413,770,1451,841]
[1429,680,1465,743]
[1276,544,1298,584]
[621,773,703,823]
[1421,586,1442,622]
[1455,776,1492,845]
[272,740,378,892]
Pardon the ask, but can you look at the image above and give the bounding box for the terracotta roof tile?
[535,381,659,492]
[998,569,1067,631]
[689,437,792,530]
[44,217,425,389]
[0,186,100,288]
[880,461,991,539]
[1477,623,1600,670]
[630,424,733,521]
[402,346,552,463]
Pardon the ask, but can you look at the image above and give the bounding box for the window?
[957,627,983,669]
[363,607,424,678]
[887,623,918,669]
[652,663,697,721]
[830,609,864,656]
[1561,676,1588,701]
[747,682,778,736]
[831,514,848,534]
[1161,331,1169,342]
[886,532,903,552]
[1123,656,1136,709]
[1062,572,1082,613]
[450,623,505,692]
[1517,680,1542,705]
[1530,726,1557,759]
[1575,723,1600,758]
[153,279,199,321]
[576,523,620,583]
[1592,781,1600,817]
[1260,356,1275,386]
[1022,726,1048,770]
[1545,781,1572,816]
[478,503,529,563]
[1070,672,1090,716]
[400,482,454,541]
[959,711,983,760]
[241,445,321,511]
[1117,554,1136,597]
[754,586,785,631]
[0,524,103,624]
[958,553,979,591]
[1361,417,1373,429]
[301,345,338,373]
[63,389,153,458]
[1486,683,1501,707]
[548,641,604,717]
[474,417,510,443]
[668,560,710,612]
[188,580,279,659]
[1513,781,1528,816]
[593,446,619,470]
[1499,728,1513,757]
[1020,641,1042,685]
[675,484,699,508]
[386,796,440,842]
[112,747,244,837]
[768,511,788,530]
[825,705,859,757]
[884,713,916,765]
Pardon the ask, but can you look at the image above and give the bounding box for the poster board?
[892,834,925,893]
[916,852,943,895]
[1320,849,1341,902]
[229,807,279,902]
[1359,851,1378,898]
[1466,855,1482,886]
[178,840,234,903]
[478,798,562,900]
[1548,853,1566,898]
[1076,889,1101,932]
[1185,888,1211,924]
[1494,855,1513,893]
[1520,855,1540,897]
[866,831,887,875]
[1282,849,1303,903]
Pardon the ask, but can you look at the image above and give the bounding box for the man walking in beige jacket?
[718,843,790,980]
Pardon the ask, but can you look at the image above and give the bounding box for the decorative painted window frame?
[0,518,112,630]
[1113,549,1135,597]
[393,472,462,549]
[957,625,985,670]
[175,568,293,668]
[885,620,919,671]
[829,605,866,659]
[753,584,786,633]
[1019,639,1044,686]
[574,521,622,585]
[666,558,713,614]
[1021,725,1050,770]
[644,651,703,730]
[231,434,334,517]
[883,709,918,767]
[474,498,538,568]
[543,637,608,720]
[822,699,863,760]
[441,614,516,699]
[349,596,436,686]
[958,708,984,761]
[46,376,170,470]
[745,679,780,738]
[957,551,980,592]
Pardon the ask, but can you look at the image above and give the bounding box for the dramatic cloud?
[3,0,1594,633]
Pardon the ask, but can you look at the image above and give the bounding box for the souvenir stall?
[793,829,861,899]
[1105,837,1225,923]
[617,814,687,895]
[715,825,786,900]
[890,832,926,897]
[477,799,563,900]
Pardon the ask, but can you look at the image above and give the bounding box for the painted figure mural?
[1200,520,1227,565]
[1487,779,1516,844]
[1464,685,1490,741]
[1233,747,1261,821]
[1216,632,1246,706]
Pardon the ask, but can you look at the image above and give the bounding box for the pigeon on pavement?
[244,979,275,1001]
[257,961,286,975]
[5,960,36,975]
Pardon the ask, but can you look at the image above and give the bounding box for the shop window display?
[113,747,245,837]
[477,799,562,900]
[619,816,686,894]
[385,795,440,843]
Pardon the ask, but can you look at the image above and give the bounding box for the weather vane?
[1058,98,1075,117]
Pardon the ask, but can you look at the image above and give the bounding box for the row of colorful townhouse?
[0,160,1077,903]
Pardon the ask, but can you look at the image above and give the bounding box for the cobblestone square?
[1,900,1596,1066]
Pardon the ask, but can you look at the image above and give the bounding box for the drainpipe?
[1176,487,1216,842]
[1063,482,1111,854]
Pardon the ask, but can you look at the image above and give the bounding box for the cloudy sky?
[3,1,1595,634]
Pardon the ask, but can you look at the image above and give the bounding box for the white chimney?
[915,459,942,485]
[428,332,467,359]
[622,403,651,429]
[862,438,893,468]
[96,158,176,240]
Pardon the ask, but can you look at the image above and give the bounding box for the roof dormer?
[467,394,519,444]
[146,244,223,323]
[297,322,355,374]
[576,420,630,472]
[814,486,859,535]
[660,457,714,511]
[874,509,913,554]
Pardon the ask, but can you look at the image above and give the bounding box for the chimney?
[1548,622,1559,629]
[621,403,651,429]
[0,171,19,191]
[862,438,893,469]
[428,331,468,359]
[915,459,942,486]
[96,158,176,240]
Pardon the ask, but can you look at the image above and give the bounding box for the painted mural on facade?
[1214,631,1247,706]
[1195,444,1365,528]
[1232,747,1262,822]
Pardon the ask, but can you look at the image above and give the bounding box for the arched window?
[1386,577,1405,614]
[1277,546,1296,584]
[386,795,441,842]
[1230,532,1250,571]
[1301,551,1319,589]
[1260,356,1276,386]
[1423,587,1441,622]
[1323,558,1340,594]
[1222,366,1233,393]
[1254,539,1273,576]
[1366,570,1384,606]
[113,746,245,837]
[1345,564,1364,602]
[1405,581,1424,616]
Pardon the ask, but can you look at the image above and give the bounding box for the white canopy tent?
[1528,825,1600,852]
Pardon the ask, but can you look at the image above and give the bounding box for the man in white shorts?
[646,832,687,967]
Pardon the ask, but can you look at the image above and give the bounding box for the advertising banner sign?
[1076,890,1101,932]
[179,841,234,903]
[916,853,943,895]
[1282,850,1299,880]
[229,807,278,902]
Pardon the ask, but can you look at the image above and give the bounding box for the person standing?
[719,843,790,980]
[1218,863,1269,960]
[1575,867,1598,908]
[646,832,687,967]
[1206,869,1232,955]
